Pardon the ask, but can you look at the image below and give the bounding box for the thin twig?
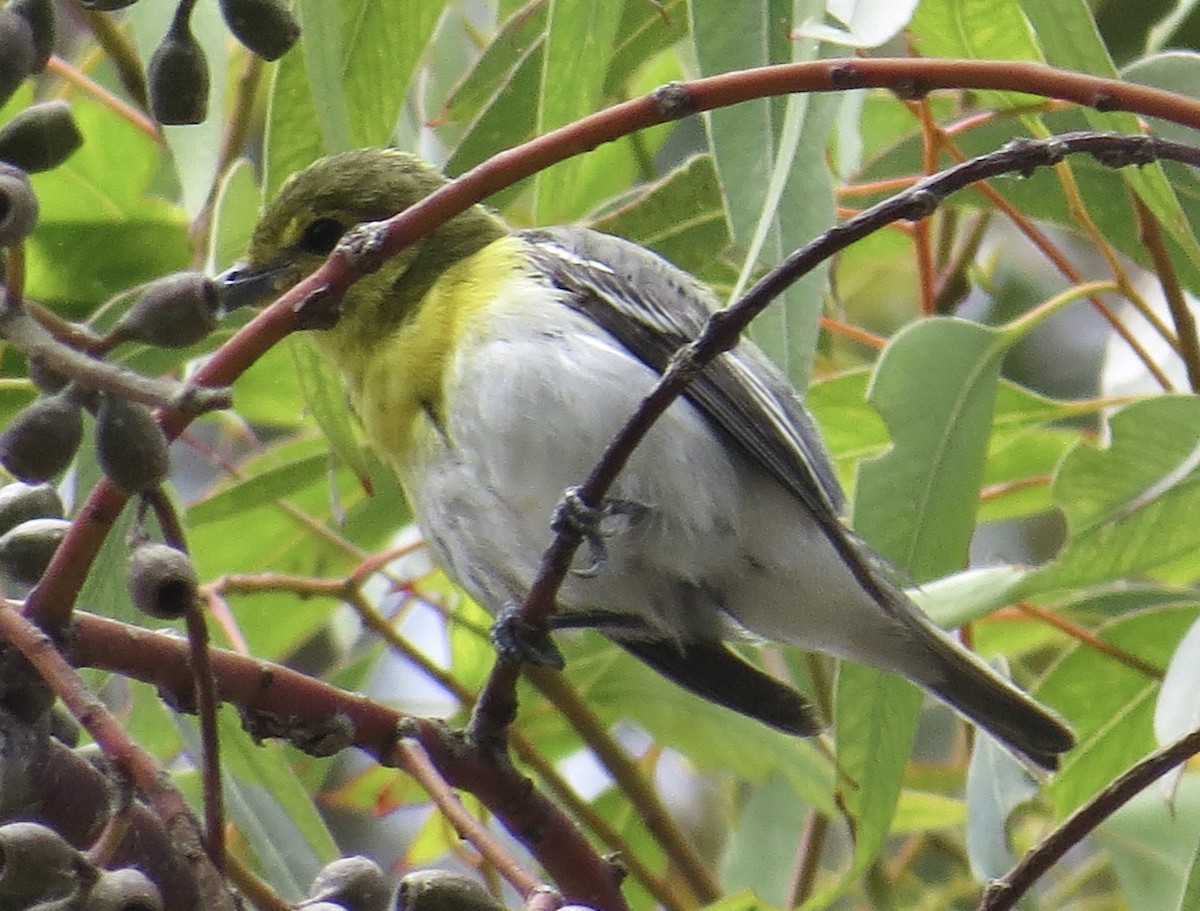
[789,810,829,906]
[977,728,1200,911]
[1133,195,1200,391]
[525,668,720,902]
[395,738,544,898]
[0,603,236,910]
[1009,600,1163,679]
[0,306,230,413]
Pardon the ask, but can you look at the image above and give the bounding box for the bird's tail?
[917,629,1074,771]
[832,532,1074,770]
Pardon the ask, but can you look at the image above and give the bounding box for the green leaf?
[25,97,189,312]
[295,0,354,154]
[1022,0,1200,290]
[189,451,329,525]
[1122,51,1200,147]
[857,318,1004,581]
[264,35,325,197]
[722,773,807,907]
[231,341,309,428]
[208,157,263,273]
[1039,603,1195,815]
[342,0,447,149]
[1098,768,1200,910]
[605,0,688,95]
[909,0,1045,108]
[544,634,838,814]
[1022,396,1200,593]
[689,0,836,386]
[1178,831,1200,911]
[913,565,1029,630]
[436,1,548,133]
[964,735,1037,879]
[183,710,337,900]
[288,334,374,488]
[533,0,625,223]
[892,788,966,833]
[588,155,736,289]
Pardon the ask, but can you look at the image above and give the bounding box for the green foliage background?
[11,0,1200,909]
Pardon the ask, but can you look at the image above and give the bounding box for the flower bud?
[0,161,38,246]
[304,857,389,911]
[0,481,63,535]
[9,0,55,72]
[95,394,170,494]
[0,392,83,482]
[147,18,208,125]
[126,542,197,619]
[0,822,88,909]
[0,516,69,587]
[81,867,162,911]
[0,100,83,173]
[112,272,218,348]
[0,10,35,109]
[218,0,299,61]
[395,871,504,911]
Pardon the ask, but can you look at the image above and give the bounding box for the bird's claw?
[552,487,647,577]
[491,604,565,669]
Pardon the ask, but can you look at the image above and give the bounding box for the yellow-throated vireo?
[218,149,1074,770]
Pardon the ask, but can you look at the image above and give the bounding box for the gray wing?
[520,225,847,530]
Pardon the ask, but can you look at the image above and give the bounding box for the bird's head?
[216,148,507,346]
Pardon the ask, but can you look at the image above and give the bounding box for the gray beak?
[214,261,298,314]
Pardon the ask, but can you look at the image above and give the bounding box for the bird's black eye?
[297,217,345,255]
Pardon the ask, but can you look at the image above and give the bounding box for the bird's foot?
[490,604,565,670]
[551,487,648,577]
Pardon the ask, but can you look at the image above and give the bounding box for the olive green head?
[218,149,508,334]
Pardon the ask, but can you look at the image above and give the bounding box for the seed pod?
[27,356,69,394]
[0,10,35,109]
[395,872,504,911]
[0,100,83,173]
[95,394,170,494]
[126,542,197,619]
[9,0,55,72]
[81,867,162,911]
[0,822,88,909]
[0,644,54,720]
[304,857,389,911]
[0,161,38,246]
[218,0,299,61]
[111,271,218,348]
[0,392,83,482]
[147,17,208,125]
[0,481,63,535]
[0,516,69,587]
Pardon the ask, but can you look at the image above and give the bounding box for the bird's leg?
[552,486,648,577]
[488,488,650,669]
[490,604,565,669]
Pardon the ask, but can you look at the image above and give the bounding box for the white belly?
[394,286,919,672]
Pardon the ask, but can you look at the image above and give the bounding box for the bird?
[217,148,1074,770]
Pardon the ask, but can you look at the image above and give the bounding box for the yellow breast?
[317,233,532,470]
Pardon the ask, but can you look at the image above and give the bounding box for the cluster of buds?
[0,821,163,910]
[143,0,300,125]
[0,272,222,498]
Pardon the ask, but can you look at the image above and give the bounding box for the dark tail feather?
[925,646,1074,771]
[612,636,823,736]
